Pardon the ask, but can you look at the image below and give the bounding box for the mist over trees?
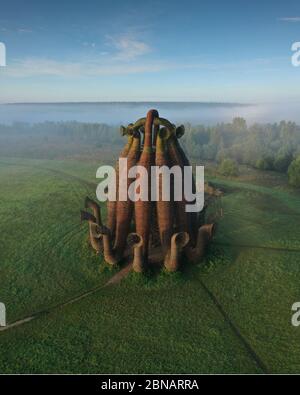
[0,121,122,146]
[180,118,300,185]
[0,118,299,186]
[181,118,299,166]
[0,121,122,159]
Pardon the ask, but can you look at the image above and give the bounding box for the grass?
[0,156,300,373]
[0,274,262,373]
[0,159,114,322]
[200,247,300,373]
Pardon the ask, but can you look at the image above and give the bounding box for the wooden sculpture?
[81,109,216,272]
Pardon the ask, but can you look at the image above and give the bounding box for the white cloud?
[0,27,32,33]
[1,32,155,78]
[105,33,151,60]
[278,17,300,22]
[18,28,32,33]
[2,57,170,78]
[0,50,284,79]
[82,42,96,48]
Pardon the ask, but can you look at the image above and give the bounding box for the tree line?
[180,118,300,186]
[0,118,299,186]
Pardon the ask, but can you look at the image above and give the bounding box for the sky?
[0,0,300,103]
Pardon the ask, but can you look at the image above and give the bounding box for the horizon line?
[1,100,252,106]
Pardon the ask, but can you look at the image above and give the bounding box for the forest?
[0,117,300,186]
[181,118,300,185]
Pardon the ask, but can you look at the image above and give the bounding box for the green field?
[0,157,300,373]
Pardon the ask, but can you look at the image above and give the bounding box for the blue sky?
[0,0,300,103]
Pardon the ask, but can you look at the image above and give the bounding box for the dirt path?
[104,263,133,286]
[198,278,269,374]
[0,260,270,374]
[0,263,132,333]
[0,159,134,333]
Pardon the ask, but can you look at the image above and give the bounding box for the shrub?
[218,158,239,177]
[273,153,293,173]
[288,157,300,187]
[255,156,274,171]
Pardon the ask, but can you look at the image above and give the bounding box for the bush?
[288,157,300,187]
[273,153,293,173]
[255,156,274,171]
[218,158,239,177]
